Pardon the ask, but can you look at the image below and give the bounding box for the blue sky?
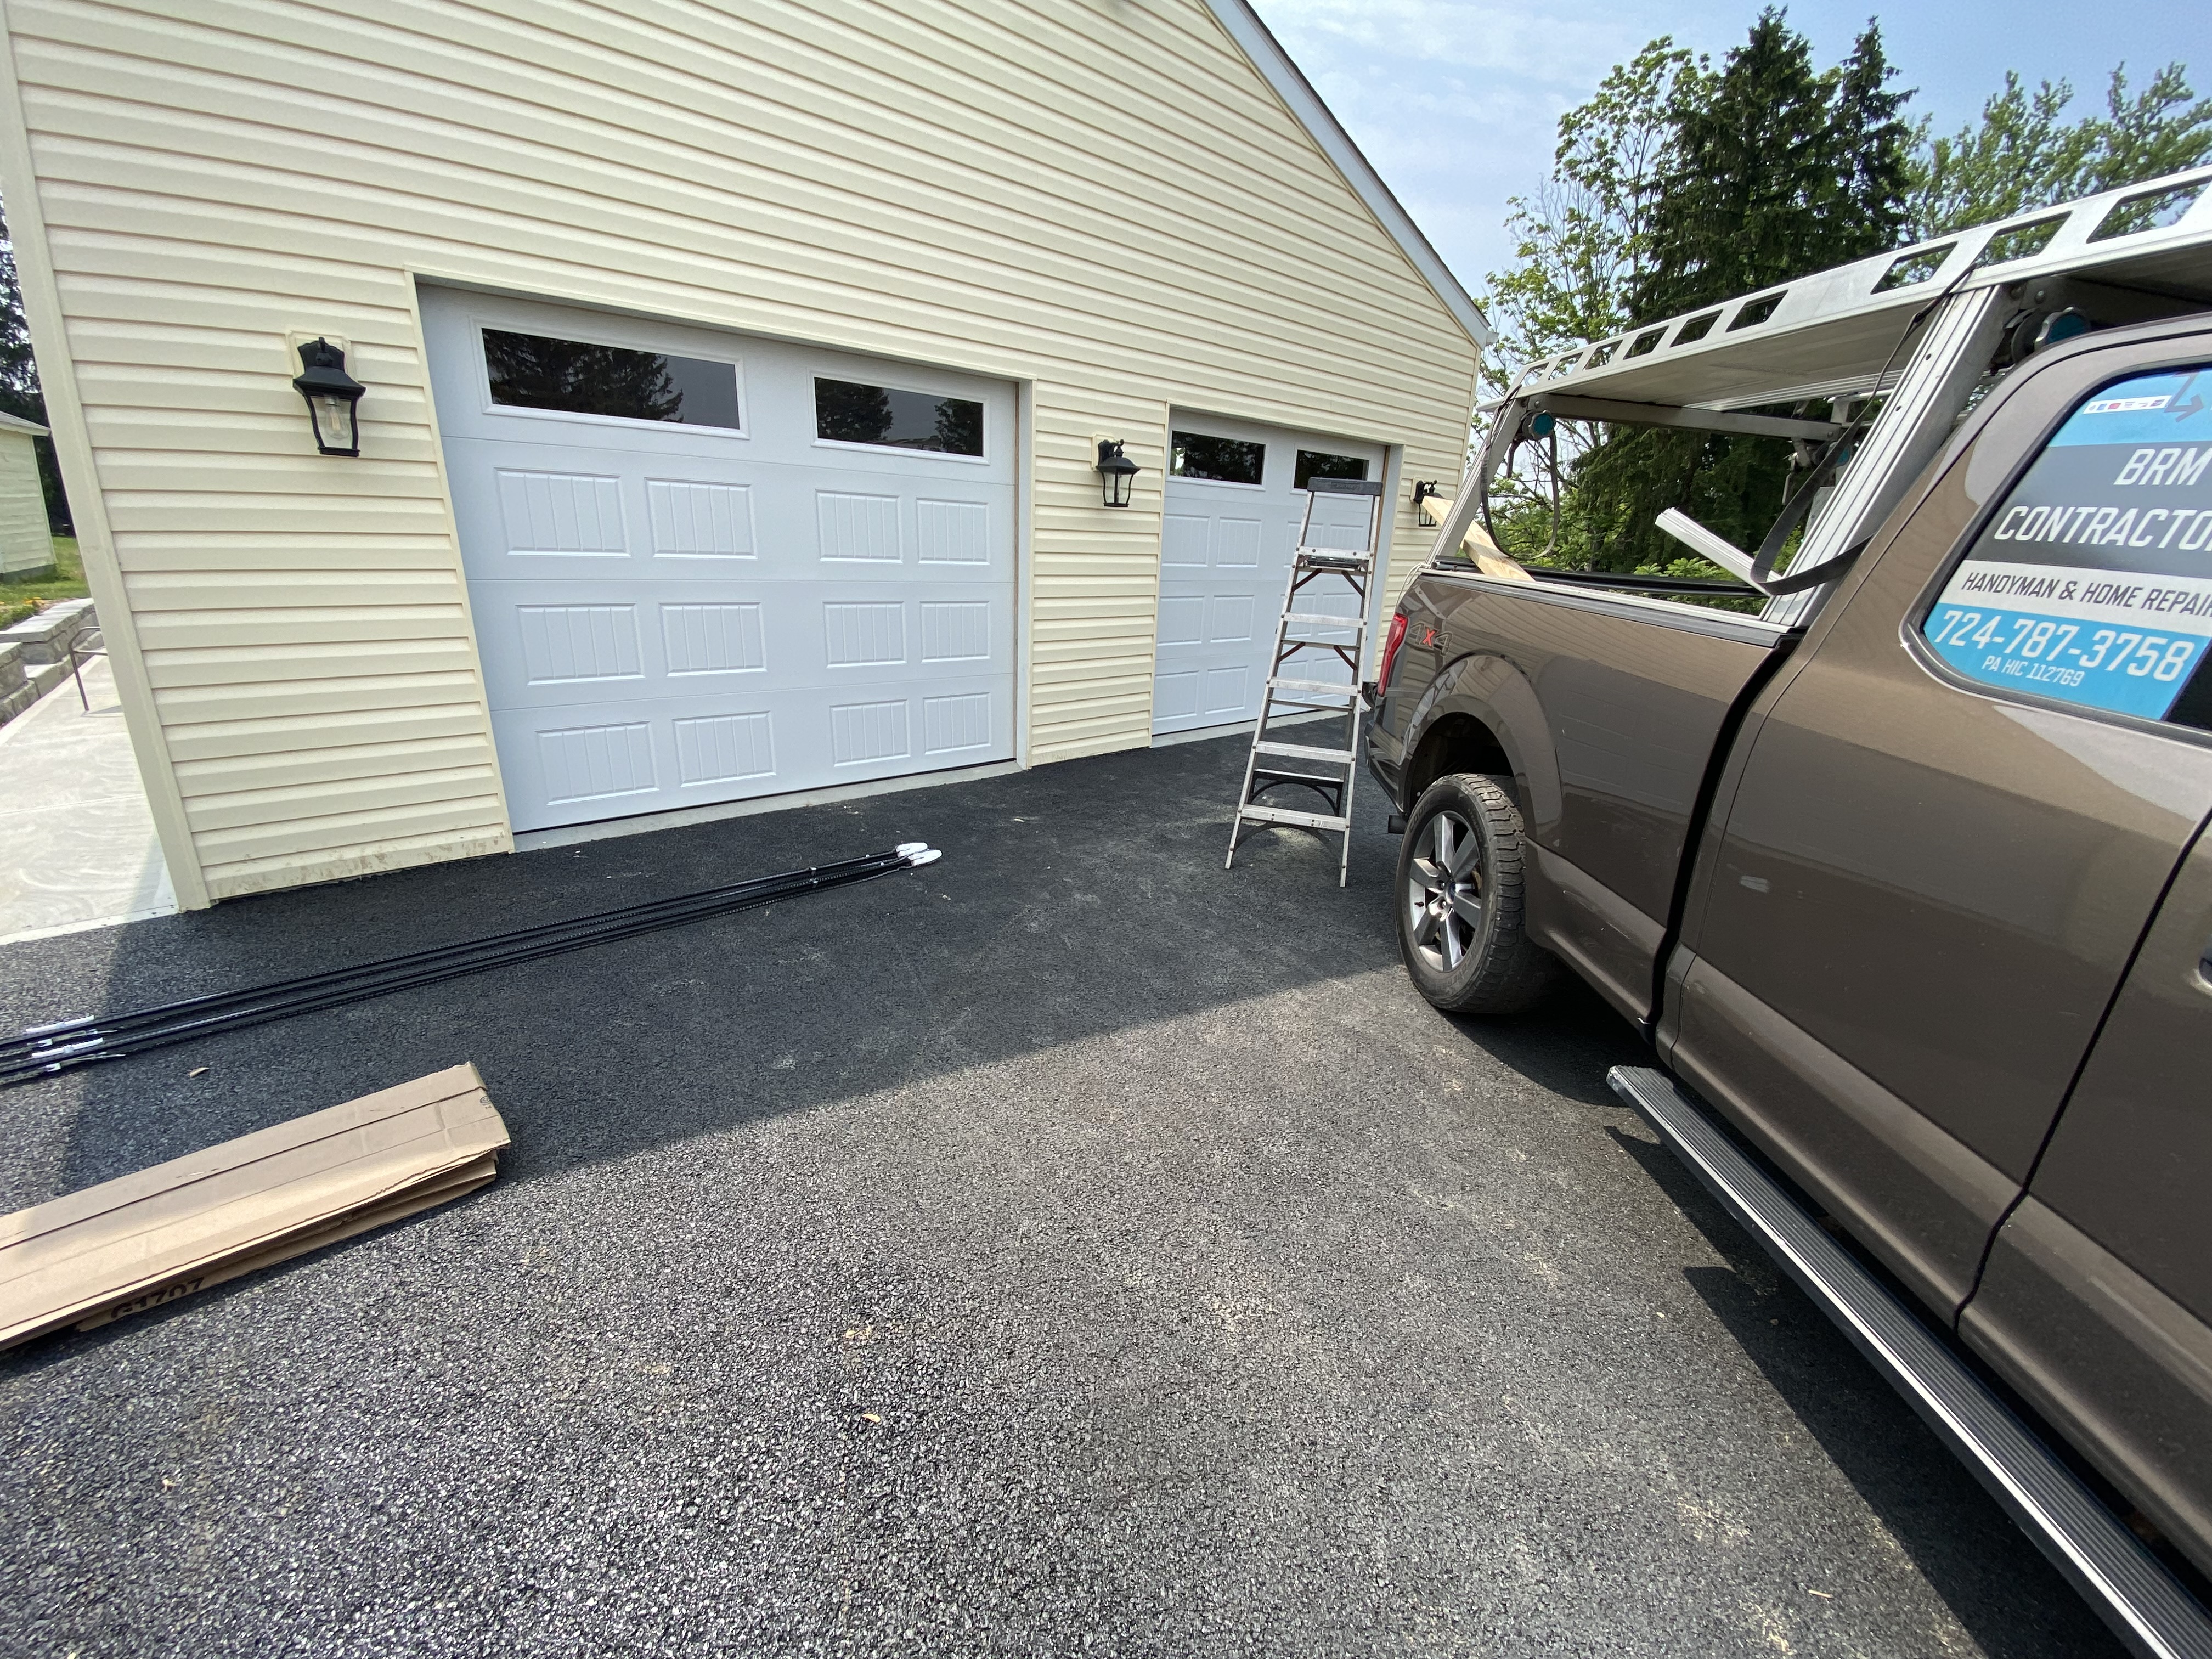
[1249,1,2212,301]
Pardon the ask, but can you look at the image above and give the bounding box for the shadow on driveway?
[0,732,2128,1657]
[2,734,1415,1204]
[1607,1126,2125,1659]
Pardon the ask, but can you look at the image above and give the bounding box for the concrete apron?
[0,651,174,944]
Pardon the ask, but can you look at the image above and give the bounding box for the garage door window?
[483,328,742,429]
[814,379,984,456]
[1170,432,1265,485]
[1294,449,1368,490]
[1918,364,2212,727]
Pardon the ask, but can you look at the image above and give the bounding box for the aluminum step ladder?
[1225,476,1385,887]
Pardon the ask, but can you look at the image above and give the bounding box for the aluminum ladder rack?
[1226,477,1385,887]
[1434,165,2212,623]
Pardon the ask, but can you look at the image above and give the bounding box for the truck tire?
[1394,772,1561,1014]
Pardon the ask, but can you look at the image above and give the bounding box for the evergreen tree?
[482,329,682,422]
[1574,13,1912,572]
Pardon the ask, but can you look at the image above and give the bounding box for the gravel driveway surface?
[0,734,2124,1657]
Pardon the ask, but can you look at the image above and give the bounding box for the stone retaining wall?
[0,598,99,727]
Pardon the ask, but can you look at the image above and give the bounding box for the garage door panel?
[493,467,628,558]
[1212,516,1262,567]
[917,497,992,565]
[1152,412,1384,736]
[1155,670,1199,722]
[491,670,1011,832]
[661,601,766,675]
[450,439,1014,588]
[1161,514,1210,567]
[646,478,757,560]
[1207,594,1255,642]
[425,288,1015,830]
[473,577,1007,710]
[1156,595,1204,646]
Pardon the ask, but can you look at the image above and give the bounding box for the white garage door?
[1151,414,1386,737]
[422,291,1017,833]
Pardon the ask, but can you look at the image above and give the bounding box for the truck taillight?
[1376,610,1410,695]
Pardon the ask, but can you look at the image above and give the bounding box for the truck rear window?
[1920,366,2212,726]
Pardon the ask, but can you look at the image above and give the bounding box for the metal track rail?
[1609,1065,2212,1659]
[2,844,940,1088]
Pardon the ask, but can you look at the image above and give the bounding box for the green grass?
[0,537,89,629]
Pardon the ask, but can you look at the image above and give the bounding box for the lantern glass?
[1096,439,1139,508]
[292,337,366,457]
[307,392,359,456]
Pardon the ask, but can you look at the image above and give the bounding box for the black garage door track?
[0,735,2125,1657]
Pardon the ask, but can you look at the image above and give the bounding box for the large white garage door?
[1152,414,1386,737]
[422,291,1016,833]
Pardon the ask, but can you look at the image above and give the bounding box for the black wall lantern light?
[1095,438,1139,508]
[292,337,366,456]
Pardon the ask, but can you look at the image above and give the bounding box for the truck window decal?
[1921,366,2212,724]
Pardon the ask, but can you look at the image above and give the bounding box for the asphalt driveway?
[0,733,2123,1657]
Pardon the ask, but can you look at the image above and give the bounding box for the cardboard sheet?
[0,1063,507,1347]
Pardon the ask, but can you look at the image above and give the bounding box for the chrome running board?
[1608,1065,2212,1659]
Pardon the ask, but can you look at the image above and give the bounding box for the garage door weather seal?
[1607,1065,2212,1659]
[2,843,941,1089]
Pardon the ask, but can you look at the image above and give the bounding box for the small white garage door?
[422,290,1017,833]
[1151,414,1386,737]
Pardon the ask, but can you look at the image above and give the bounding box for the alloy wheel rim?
[1407,809,1485,971]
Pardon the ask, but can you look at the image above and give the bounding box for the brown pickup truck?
[1365,245,2212,1644]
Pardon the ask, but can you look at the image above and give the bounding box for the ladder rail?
[1226,477,1384,887]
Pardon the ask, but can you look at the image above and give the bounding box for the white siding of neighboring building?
[0,0,1480,905]
[0,424,47,577]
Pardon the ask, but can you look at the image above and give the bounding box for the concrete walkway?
[0,652,174,944]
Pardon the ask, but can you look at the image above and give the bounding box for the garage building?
[0,0,1487,906]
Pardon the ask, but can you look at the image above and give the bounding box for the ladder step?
[1236,803,1350,831]
[1267,677,1357,696]
[1295,550,1370,567]
[1283,612,1365,626]
[1254,740,1355,763]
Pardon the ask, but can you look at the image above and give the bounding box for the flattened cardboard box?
[0,1063,507,1348]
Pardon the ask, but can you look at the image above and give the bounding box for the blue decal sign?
[1924,367,2212,720]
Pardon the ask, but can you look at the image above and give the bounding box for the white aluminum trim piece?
[1654,510,1770,591]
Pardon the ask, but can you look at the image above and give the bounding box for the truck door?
[1961,821,2212,1577]
[1669,326,2212,1317]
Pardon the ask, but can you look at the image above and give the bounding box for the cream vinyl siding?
[0,424,47,575]
[0,0,1480,902]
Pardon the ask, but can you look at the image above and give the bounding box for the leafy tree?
[1907,64,2212,238]
[1481,41,1689,401]
[1477,42,1689,554]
